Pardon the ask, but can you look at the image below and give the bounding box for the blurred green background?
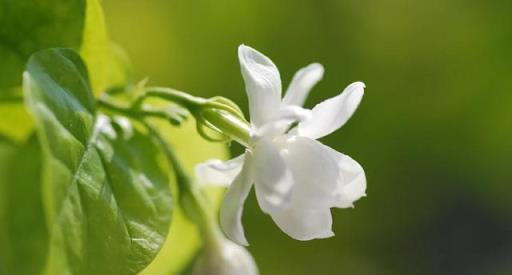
[103,0,510,274]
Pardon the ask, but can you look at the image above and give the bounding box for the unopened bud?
[192,238,259,275]
[199,108,250,147]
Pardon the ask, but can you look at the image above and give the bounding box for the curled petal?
[195,154,245,186]
[271,206,334,241]
[220,152,254,246]
[298,82,365,139]
[238,45,282,127]
[283,63,324,107]
[322,144,366,208]
[253,138,294,214]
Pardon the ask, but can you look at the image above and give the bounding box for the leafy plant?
[0,1,366,275]
[24,48,173,274]
[0,1,230,274]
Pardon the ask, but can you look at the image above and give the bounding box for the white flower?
[195,45,366,245]
[192,237,259,275]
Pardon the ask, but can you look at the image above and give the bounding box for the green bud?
[199,108,250,147]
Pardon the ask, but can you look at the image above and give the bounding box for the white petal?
[238,45,282,127]
[250,105,311,143]
[220,152,254,246]
[271,206,334,241]
[281,136,339,209]
[267,136,339,240]
[277,105,312,122]
[252,138,294,214]
[283,63,324,106]
[322,145,366,208]
[195,154,245,186]
[298,82,365,139]
[251,119,294,143]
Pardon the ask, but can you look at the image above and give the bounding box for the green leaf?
[0,0,124,94]
[80,0,133,94]
[106,83,229,275]
[0,0,85,92]
[0,0,84,141]
[24,48,172,275]
[0,136,48,275]
[0,0,131,141]
[95,83,229,275]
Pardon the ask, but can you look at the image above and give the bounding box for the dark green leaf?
[0,0,132,141]
[24,48,172,275]
[0,0,85,92]
[0,0,84,141]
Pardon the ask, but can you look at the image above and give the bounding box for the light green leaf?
[80,0,109,94]
[0,136,48,275]
[24,48,172,275]
[80,0,133,94]
[104,42,134,90]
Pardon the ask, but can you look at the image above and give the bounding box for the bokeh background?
[103,1,512,274]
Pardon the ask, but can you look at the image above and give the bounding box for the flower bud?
[192,238,259,275]
[199,108,250,146]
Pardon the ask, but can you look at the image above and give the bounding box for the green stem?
[97,96,135,116]
[98,89,251,146]
[97,95,185,125]
[144,87,206,110]
[143,121,224,249]
[97,91,239,249]
[200,109,251,147]
[99,97,225,247]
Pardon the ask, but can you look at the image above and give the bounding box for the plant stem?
[97,95,185,124]
[144,87,206,110]
[97,91,235,249]
[143,121,224,249]
[200,109,251,147]
[98,90,251,146]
